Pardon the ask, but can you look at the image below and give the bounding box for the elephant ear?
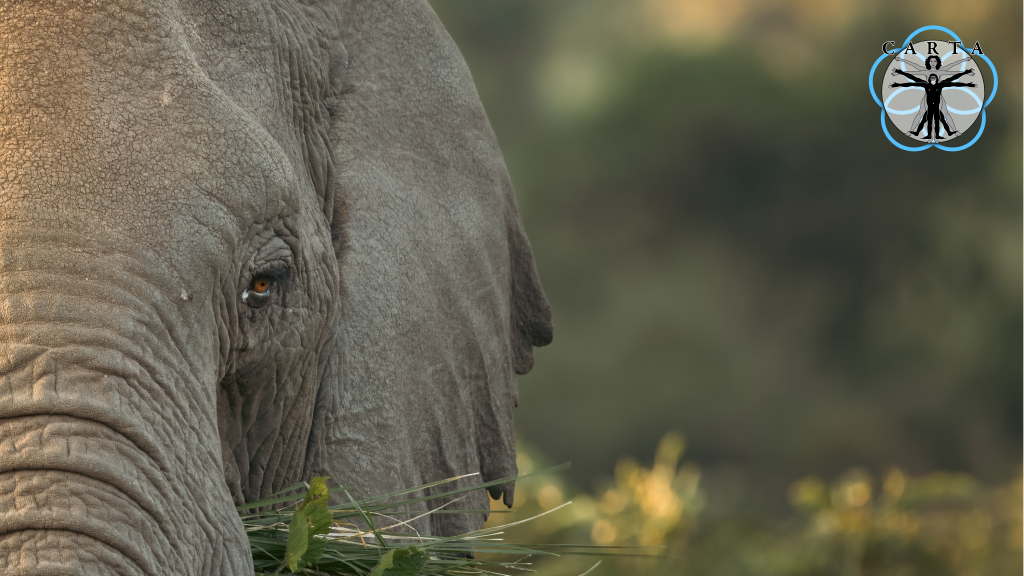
[318,0,552,536]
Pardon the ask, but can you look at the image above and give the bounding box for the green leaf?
[283,511,308,573]
[368,547,429,576]
[284,477,333,572]
[300,476,330,508]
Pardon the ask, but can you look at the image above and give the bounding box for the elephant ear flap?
[508,211,553,375]
[319,0,552,535]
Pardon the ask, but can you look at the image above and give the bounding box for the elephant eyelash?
[250,263,291,287]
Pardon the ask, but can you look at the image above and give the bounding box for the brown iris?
[252,278,271,294]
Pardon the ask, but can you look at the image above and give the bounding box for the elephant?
[0,0,552,573]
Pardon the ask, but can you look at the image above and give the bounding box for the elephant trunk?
[0,238,250,574]
[0,3,260,572]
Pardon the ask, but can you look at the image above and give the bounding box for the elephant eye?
[242,275,275,308]
[252,278,271,294]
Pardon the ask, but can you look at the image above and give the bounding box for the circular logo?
[880,41,984,143]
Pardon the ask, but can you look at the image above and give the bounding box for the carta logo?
[869,25,998,152]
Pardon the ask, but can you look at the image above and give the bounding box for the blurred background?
[430,0,1021,573]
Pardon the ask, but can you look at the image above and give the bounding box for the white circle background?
[880,40,985,143]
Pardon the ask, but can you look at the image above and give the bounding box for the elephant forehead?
[0,1,305,266]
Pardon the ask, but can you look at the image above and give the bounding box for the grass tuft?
[241,465,617,575]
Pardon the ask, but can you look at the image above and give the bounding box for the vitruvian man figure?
[890,64,975,140]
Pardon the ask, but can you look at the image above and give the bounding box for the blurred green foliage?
[431,0,1022,518]
[488,437,1022,575]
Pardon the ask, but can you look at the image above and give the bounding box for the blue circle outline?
[869,25,998,152]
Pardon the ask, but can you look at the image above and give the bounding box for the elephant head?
[0,0,552,573]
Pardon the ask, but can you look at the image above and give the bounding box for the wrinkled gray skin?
[0,0,552,573]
